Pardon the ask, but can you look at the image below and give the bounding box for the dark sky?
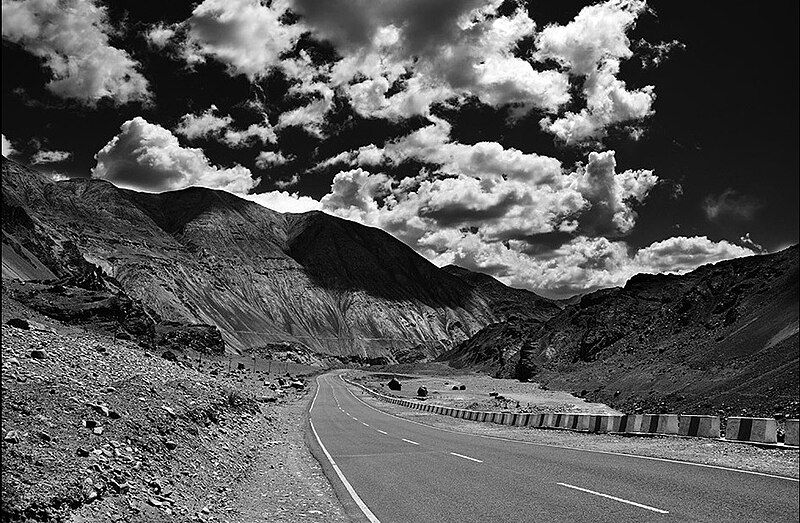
[2,0,797,296]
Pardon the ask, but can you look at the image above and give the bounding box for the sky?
[2,0,798,298]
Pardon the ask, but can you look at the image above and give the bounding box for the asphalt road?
[308,372,800,522]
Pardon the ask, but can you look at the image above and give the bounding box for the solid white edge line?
[557,482,669,514]
[450,452,483,463]
[310,377,381,523]
[340,374,800,483]
[402,438,420,445]
[376,430,388,435]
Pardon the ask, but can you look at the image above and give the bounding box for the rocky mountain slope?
[1,157,557,359]
[442,246,799,417]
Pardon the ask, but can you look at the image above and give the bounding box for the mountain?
[441,245,799,416]
[1,157,557,359]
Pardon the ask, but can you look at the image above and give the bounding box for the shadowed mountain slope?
[441,246,799,416]
[1,158,557,358]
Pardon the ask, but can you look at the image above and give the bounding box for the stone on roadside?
[165,440,178,450]
[6,318,29,330]
[4,430,21,443]
[29,349,47,359]
[388,378,402,391]
[417,386,428,397]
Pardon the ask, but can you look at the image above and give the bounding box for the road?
[307,372,800,522]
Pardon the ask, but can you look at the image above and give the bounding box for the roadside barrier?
[785,420,799,446]
[345,378,791,448]
[725,417,777,444]
[678,415,720,438]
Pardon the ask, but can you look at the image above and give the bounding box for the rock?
[36,431,52,442]
[76,447,90,457]
[115,331,132,340]
[237,362,246,370]
[84,419,98,429]
[201,506,210,514]
[161,350,178,362]
[452,385,459,390]
[388,378,402,391]
[4,430,21,443]
[93,427,104,435]
[417,386,428,397]
[148,497,163,507]
[289,380,305,389]
[161,406,176,417]
[6,318,29,329]
[165,440,178,450]
[7,357,20,366]
[29,348,47,359]
[459,385,466,390]
[489,391,498,397]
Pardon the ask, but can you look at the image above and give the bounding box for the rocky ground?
[353,370,620,414]
[1,292,347,523]
[352,382,800,479]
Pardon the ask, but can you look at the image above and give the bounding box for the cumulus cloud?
[320,119,657,244]
[2,134,17,157]
[31,149,72,164]
[175,106,276,146]
[1,0,149,104]
[146,23,177,48]
[631,236,753,273]
[241,191,321,213]
[255,151,292,169]
[535,0,655,142]
[92,117,322,215]
[703,189,762,222]
[93,117,257,193]
[182,0,303,78]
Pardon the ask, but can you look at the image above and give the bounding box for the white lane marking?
[450,452,483,463]
[353,417,359,421]
[362,422,370,427]
[557,482,669,515]
[402,438,420,446]
[340,375,799,483]
[376,430,388,435]
[309,377,381,523]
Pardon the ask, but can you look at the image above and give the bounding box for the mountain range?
[1,157,556,359]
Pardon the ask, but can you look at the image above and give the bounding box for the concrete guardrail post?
[785,420,799,446]
[726,417,777,444]
[678,415,720,438]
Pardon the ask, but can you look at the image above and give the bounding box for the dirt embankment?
[1,295,346,523]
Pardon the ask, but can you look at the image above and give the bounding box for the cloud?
[31,149,71,164]
[2,134,17,157]
[182,0,303,78]
[146,23,177,48]
[320,119,657,244]
[92,117,257,193]
[631,236,753,273]
[175,106,277,146]
[535,0,655,142]
[739,233,765,253]
[255,151,292,169]
[241,191,321,213]
[1,0,149,104]
[703,189,762,222]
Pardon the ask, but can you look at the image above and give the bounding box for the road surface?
[307,372,800,522]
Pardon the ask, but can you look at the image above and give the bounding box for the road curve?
[308,372,799,522]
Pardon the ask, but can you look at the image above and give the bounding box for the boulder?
[161,350,178,362]
[29,348,47,359]
[6,318,29,330]
[459,384,466,390]
[452,386,459,390]
[417,386,428,397]
[388,378,402,391]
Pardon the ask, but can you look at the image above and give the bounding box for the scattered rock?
[237,362,246,370]
[164,440,178,450]
[452,386,459,390]
[6,318,29,330]
[459,385,466,390]
[92,427,104,435]
[76,447,90,457]
[29,348,47,359]
[4,430,22,443]
[417,386,428,397]
[83,419,98,429]
[161,350,178,362]
[387,378,402,391]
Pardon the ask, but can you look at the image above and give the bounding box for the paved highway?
[307,372,799,522]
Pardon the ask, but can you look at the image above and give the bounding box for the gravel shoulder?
[1,292,347,523]
[348,376,800,479]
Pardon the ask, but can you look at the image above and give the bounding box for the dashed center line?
[402,438,420,445]
[362,422,370,427]
[376,430,388,435]
[556,483,669,514]
[449,452,483,463]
